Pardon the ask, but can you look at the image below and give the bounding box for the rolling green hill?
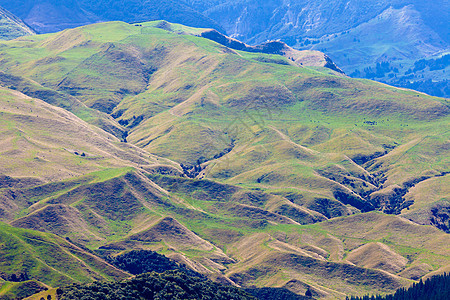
[0,83,177,183]
[0,21,448,299]
[0,222,128,299]
[1,20,443,224]
[0,1,447,97]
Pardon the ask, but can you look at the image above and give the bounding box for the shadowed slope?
[400,174,450,232]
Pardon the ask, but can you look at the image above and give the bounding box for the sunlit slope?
[0,222,128,288]
[144,175,450,284]
[0,20,448,299]
[0,71,128,139]
[0,85,177,183]
[0,20,447,228]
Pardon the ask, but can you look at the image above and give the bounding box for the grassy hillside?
[0,21,448,299]
[0,280,48,300]
[0,84,178,183]
[0,20,442,223]
[0,1,448,96]
[400,174,450,232]
[5,170,449,298]
[0,71,128,139]
[187,0,450,97]
[0,222,128,298]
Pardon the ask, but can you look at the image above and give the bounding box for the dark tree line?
[106,250,203,279]
[347,273,450,300]
[94,250,313,299]
[413,55,450,72]
[58,270,255,300]
[245,287,312,300]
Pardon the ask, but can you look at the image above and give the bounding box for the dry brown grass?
[0,86,177,183]
[346,242,408,273]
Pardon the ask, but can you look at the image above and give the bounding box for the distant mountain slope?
[0,6,34,40]
[0,0,224,33]
[2,0,98,34]
[187,0,450,97]
[189,0,448,45]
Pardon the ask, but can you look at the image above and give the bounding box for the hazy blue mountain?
[0,0,224,33]
[0,6,34,40]
[187,0,448,44]
[187,0,450,97]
